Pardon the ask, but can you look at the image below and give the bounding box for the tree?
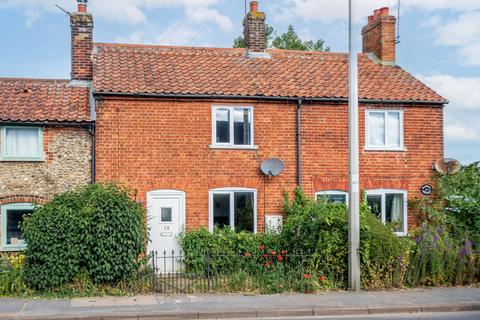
[272,25,330,52]
[233,24,329,52]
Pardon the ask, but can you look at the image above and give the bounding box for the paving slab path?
[0,287,479,319]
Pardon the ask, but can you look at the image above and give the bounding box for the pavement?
[0,287,479,320]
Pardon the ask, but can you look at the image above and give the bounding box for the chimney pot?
[250,1,258,13]
[243,1,266,54]
[362,7,396,65]
[71,3,93,80]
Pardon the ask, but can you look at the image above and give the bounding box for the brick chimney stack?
[71,0,93,81]
[243,1,267,54]
[362,7,396,65]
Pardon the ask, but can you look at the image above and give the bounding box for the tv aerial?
[261,158,285,177]
[434,158,461,175]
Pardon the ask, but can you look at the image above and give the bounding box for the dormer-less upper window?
[1,127,44,161]
[211,106,256,149]
[365,110,404,151]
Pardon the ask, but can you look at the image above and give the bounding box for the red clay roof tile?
[93,43,446,103]
[0,78,90,122]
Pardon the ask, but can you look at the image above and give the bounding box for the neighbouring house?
[1,0,446,254]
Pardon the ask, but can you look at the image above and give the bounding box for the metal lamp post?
[348,0,361,292]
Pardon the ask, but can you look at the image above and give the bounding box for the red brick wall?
[95,97,443,231]
[362,13,396,63]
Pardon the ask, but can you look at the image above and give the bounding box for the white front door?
[147,190,185,259]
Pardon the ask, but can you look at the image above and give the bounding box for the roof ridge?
[94,42,355,57]
[95,42,246,52]
[0,77,70,83]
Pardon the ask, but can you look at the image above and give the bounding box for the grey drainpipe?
[88,124,96,183]
[296,99,302,188]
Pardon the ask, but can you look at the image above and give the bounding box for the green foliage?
[0,254,30,296]
[180,188,410,291]
[282,188,411,289]
[233,24,329,52]
[439,162,480,241]
[406,224,479,286]
[21,183,146,290]
[272,25,330,52]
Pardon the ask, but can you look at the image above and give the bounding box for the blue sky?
[0,0,478,164]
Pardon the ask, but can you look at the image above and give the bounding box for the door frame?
[147,189,186,252]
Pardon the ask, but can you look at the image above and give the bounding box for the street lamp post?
[348,0,361,292]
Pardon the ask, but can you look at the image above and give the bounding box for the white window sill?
[0,245,26,252]
[395,232,407,237]
[209,144,259,150]
[0,157,45,162]
[364,147,406,152]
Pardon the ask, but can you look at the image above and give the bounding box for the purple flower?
[465,239,472,256]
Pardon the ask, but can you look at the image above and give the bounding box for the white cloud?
[445,123,480,141]
[276,0,480,23]
[417,74,480,110]
[154,24,202,46]
[187,7,234,32]
[418,73,480,143]
[0,0,224,26]
[428,11,480,66]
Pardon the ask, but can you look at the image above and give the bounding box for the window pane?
[387,112,401,147]
[386,193,404,233]
[5,128,40,157]
[367,195,382,218]
[213,194,230,228]
[161,207,172,222]
[215,109,230,143]
[368,112,385,146]
[6,209,30,245]
[233,109,251,145]
[234,192,254,232]
[317,193,347,204]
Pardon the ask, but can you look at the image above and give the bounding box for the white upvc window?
[316,190,348,205]
[211,106,256,149]
[1,126,44,161]
[1,203,34,251]
[366,189,408,236]
[365,110,404,151]
[209,188,257,233]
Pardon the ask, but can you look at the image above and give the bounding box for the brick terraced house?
[1,0,446,253]
[0,79,93,251]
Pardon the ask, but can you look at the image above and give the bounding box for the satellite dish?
[261,158,285,177]
[434,158,461,175]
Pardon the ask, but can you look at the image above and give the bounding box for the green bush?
[439,162,480,241]
[21,183,146,289]
[282,188,412,289]
[180,188,411,291]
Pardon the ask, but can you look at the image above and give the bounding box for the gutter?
[296,100,302,188]
[0,120,94,127]
[93,91,447,106]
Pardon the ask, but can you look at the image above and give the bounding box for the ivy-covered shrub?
[22,183,146,289]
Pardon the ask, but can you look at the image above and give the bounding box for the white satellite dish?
[434,158,461,175]
[261,158,285,177]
